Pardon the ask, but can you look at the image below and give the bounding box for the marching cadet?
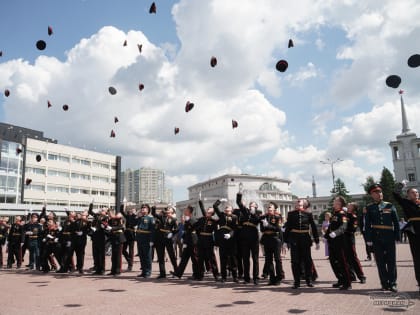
[25,213,43,271]
[236,191,261,285]
[121,204,137,272]
[260,202,284,285]
[196,197,220,281]
[106,211,126,276]
[284,199,319,289]
[152,205,178,279]
[213,199,239,283]
[345,203,366,283]
[136,204,155,278]
[41,219,61,273]
[0,217,9,268]
[7,216,24,268]
[89,205,108,275]
[393,182,420,295]
[365,183,400,292]
[171,205,199,280]
[71,212,89,274]
[325,196,352,290]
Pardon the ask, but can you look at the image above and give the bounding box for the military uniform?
[325,209,352,289]
[233,208,244,279]
[40,226,61,273]
[88,207,108,275]
[365,201,400,290]
[71,218,89,273]
[121,208,137,271]
[136,213,155,277]
[153,208,178,278]
[260,214,284,285]
[345,211,365,282]
[195,200,219,281]
[106,216,126,275]
[25,221,43,270]
[0,221,9,267]
[393,190,420,288]
[236,193,261,284]
[58,218,75,273]
[7,222,24,268]
[284,209,319,288]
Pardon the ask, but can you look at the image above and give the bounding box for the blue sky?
[1,0,420,202]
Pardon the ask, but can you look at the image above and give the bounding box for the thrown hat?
[368,183,383,194]
[385,75,401,88]
[25,178,32,185]
[110,130,116,138]
[4,89,10,97]
[138,44,143,53]
[114,116,119,123]
[108,86,117,95]
[16,147,22,155]
[210,56,217,67]
[0,51,3,57]
[36,154,42,162]
[408,54,420,68]
[232,120,238,129]
[47,100,52,108]
[48,26,53,36]
[174,127,180,135]
[36,40,47,50]
[123,40,127,47]
[139,83,144,91]
[62,104,69,111]
[276,59,288,72]
[149,2,156,14]
[288,39,294,48]
[185,101,194,112]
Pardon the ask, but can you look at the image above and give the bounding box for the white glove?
[198,191,202,200]
[366,242,373,246]
[182,244,187,249]
[329,232,336,239]
[42,238,47,243]
[76,231,83,236]
[66,241,71,248]
[90,227,96,232]
[167,232,173,239]
[101,224,105,229]
[224,233,231,240]
[262,219,269,227]
[149,242,154,247]
[250,209,256,215]
[26,231,33,236]
[184,216,190,222]
[58,226,62,232]
[220,198,228,202]
[47,234,54,239]
[54,238,59,243]
[106,225,112,231]
[281,227,285,233]
[315,243,320,250]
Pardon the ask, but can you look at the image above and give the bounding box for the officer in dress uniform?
[89,205,108,275]
[284,199,320,289]
[171,205,199,279]
[71,212,89,274]
[106,212,126,276]
[365,183,400,292]
[136,204,155,278]
[7,216,24,268]
[344,203,366,283]
[236,191,262,285]
[393,182,420,295]
[325,196,352,290]
[213,199,239,283]
[196,197,220,281]
[152,206,178,279]
[40,220,61,273]
[121,204,137,272]
[0,217,9,268]
[25,213,43,270]
[260,202,284,285]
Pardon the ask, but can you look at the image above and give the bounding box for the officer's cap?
[368,183,383,194]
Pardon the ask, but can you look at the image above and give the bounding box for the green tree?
[361,175,376,206]
[379,167,403,217]
[318,178,352,224]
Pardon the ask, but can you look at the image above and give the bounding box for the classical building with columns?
[176,174,293,219]
[389,91,420,191]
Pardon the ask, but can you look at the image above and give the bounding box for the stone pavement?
[0,235,419,315]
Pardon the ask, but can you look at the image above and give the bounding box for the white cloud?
[285,62,319,86]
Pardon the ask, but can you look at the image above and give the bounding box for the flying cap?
[62,104,69,111]
[232,120,238,129]
[138,44,143,53]
[16,147,22,155]
[25,178,32,185]
[185,101,194,112]
[36,40,46,51]
[210,56,217,67]
[114,117,119,123]
[288,39,294,48]
[36,154,42,162]
[110,130,116,138]
[149,2,156,14]
[385,75,401,88]
[4,89,10,97]
[139,83,144,91]
[174,127,180,135]
[108,86,117,95]
[123,40,127,47]
[276,60,288,72]
[408,54,420,68]
[48,26,53,36]
[47,100,52,108]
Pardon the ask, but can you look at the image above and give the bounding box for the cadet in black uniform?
[7,216,24,268]
[121,205,137,271]
[106,212,126,276]
[260,202,284,285]
[284,199,319,289]
[365,183,400,292]
[153,206,178,279]
[236,192,261,285]
[344,203,366,283]
[393,182,420,294]
[41,220,61,273]
[89,206,108,275]
[136,204,155,278]
[196,198,219,281]
[171,205,199,279]
[57,213,76,273]
[25,213,43,270]
[71,212,89,274]
[214,199,239,283]
[325,196,352,290]
[0,217,9,268]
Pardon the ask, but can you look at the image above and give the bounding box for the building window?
[47,185,69,193]
[47,169,69,178]
[71,172,90,180]
[393,146,400,160]
[408,173,416,182]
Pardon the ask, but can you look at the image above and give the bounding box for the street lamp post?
[320,158,343,191]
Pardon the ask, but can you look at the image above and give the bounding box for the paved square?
[1,235,418,315]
